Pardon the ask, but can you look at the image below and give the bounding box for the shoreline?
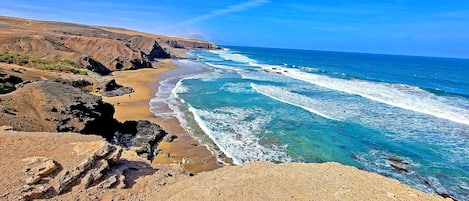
[102,59,223,173]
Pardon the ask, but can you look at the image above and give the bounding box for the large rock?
[99,79,134,97]
[114,120,167,161]
[0,81,120,139]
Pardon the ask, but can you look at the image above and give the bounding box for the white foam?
[188,106,292,165]
[221,82,255,94]
[251,83,469,163]
[205,62,242,72]
[251,83,337,120]
[262,66,469,126]
[209,49,257,64]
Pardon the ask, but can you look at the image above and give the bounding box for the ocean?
[150,46,469,200]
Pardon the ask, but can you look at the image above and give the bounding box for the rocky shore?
[0,16,449,200]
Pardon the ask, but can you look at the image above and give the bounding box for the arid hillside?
[0,16,219,74]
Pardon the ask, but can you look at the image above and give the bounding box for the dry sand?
[102,59,222,173]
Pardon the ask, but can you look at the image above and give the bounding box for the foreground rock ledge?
[158,162,446,201]
[0,130,445,201]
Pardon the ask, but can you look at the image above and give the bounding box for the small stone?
[22,157,59,177]
[25,175,42,185]
[181,157,190,164]
[163,134,178,143]
[0,126,13,131]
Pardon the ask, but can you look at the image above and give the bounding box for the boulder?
[100,79,134,97]
[114,120,167,161]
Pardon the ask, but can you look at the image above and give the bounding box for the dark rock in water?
[114,120,167,161]
[390,164,409,173]
[439,193,458,201]
[386,157,410,165]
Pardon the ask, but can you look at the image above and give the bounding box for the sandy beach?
[102,59,222,173]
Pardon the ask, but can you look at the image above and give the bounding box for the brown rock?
[22,157,58,177]
[21,184,54,200]
[25,175,41,185]
[97,175,118,189]
[390,164,409,173]
[386,157,410,165]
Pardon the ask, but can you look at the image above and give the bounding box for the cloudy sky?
[1,0,469,58]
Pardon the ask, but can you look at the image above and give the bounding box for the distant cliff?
[0,16,219,74]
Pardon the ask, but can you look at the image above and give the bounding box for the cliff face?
[0,16,219,74]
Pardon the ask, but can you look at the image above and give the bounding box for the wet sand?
[102,59,223,173]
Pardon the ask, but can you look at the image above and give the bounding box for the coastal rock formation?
[0,16,219,73]
[114,120,167,161]
[0,130,184,201]
[0,63,94,93]
[0,131,123,200]
[0,81,119,138]
[99,79,134,97]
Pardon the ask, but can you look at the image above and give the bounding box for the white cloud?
[177,0,270,26]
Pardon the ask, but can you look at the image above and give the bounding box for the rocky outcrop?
[99,79,134,97]
[6,135,123,200]
[0,16,219,72]
[0,64,95,93]
[0,81,120,138]
[81,56,111,75]
[114,120,167,161]
[0,71,23,94]
[0,130,181,201]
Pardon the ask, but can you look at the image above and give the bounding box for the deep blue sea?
[151,46,469,200]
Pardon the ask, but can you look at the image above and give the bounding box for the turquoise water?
[152,46,469,199]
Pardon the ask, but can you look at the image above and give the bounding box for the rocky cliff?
[0,16,219,74]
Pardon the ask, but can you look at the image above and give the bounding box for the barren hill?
[0,16,219,74]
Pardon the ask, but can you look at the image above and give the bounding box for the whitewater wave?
[209,49,257,64]
[188,106,292,165]
[261,66,469,126]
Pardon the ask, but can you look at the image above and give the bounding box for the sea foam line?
[262,66,469,126]
[251,83,337,120]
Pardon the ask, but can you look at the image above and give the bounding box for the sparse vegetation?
[0,51,87,75]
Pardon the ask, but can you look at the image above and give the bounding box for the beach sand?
[102,59,222,173]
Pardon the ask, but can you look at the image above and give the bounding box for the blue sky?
[1,0,469,58]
